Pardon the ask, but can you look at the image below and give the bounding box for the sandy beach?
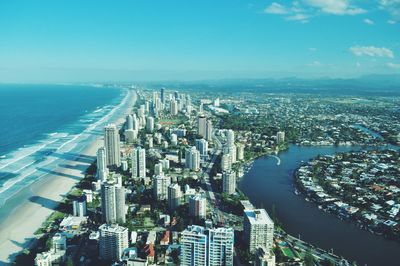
[0,93,132,264]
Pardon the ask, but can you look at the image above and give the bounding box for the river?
[239,144,400,266]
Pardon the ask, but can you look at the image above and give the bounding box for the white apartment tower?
[197,115,207,137]
[97,147,108,182]
[104,124,121,167]
[168,183,182,211]
[99,224,129,262]
[189,194,207,219]
[180,225,234,266]
[101,181,126,224]
[131,147,146,179]
[153,174,171,200]
[243,209,274,253]
[222,171,236,195]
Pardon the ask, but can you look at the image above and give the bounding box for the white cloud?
[309,47,318,52]
[388,62,400,69]
[304,0,366,15]
[356,62,361,68]
[285,13,310,22]
[264,2,289,14]
[380,0,400,21]
[363,18,374,25]
[350,46,394,58]
[387,20,397,24]
[307,61,322,67]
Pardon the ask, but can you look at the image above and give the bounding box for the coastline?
[0,88,132,264]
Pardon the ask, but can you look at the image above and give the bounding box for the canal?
[239,144,400,266]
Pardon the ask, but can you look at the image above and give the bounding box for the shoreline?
[0,89,133,264]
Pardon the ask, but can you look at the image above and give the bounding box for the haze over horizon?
[0,0,399,83]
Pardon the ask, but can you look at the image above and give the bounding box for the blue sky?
[0,0,399,82]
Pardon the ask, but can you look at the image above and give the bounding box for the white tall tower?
[101,181,126,224]
[104,124,121,167]
[99,224,129,261]
[197,115,207,137]
[222,171,236,195]
[243,209,274,254]
[132,147,146,179]
[97,147,108,181]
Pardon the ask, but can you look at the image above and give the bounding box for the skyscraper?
[226,130,235,147]
[208,227,234,266]
[197,115,207,137]
[236,143,245,161]
[205,120,213,141]
[222,171,236,195]
[161,87,166,104]
[101,181,126,224]
[276,131,285,144]
[131,147,146,179]
[168,183,182,211]
[104,124,121,167]
[221,154,232,172]
[243,209,274,253]
[146,116,154,133]
[180,225,234,266]
[153,174,171,200]
[185,146,200,171]
[189,194,207,219]
[97,147,108,182]
[195,139,208,156]
[99,224,129,262]
[170,99,178,116]
[126,114,134,130]
[180,225,208,266]
[73,195,87,217]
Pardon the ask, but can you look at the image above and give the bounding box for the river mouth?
[239,144,400,266]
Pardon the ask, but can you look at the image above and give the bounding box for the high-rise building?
[222,171,236,195]
[154,163,163,176]
[243,209,274,253]
[161,87,166,104]
[180,225,208,266]
[104,124,121,167]
[226,130,235,147]
[146,117,154,133]
[205,120,213,141]
[228,146,237,164]
[236,143,245,161]
[73,195,87,217]
[101,181,126,224]
[276,131,285,144]
[132,147,146,179]
[189,194,207,219]
[99,224,129,262]
[208,227,234,266]
[221,154,232,172]
[170,99,178,116]
[168,183,182,211]
[126,114,134,130]
[197,115,207,137]
[195,139,208,156]
[185,146,200,171]
[180,225,234,266]
[153,174,171,200]
[97,147,108,182]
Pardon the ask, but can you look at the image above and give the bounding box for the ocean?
[0,84,128,207]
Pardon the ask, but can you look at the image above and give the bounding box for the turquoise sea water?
[0,84,129,207]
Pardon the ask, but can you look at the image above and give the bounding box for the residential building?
[243,209,274,253]
[99,224,129,261]
[104,124,121,167]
